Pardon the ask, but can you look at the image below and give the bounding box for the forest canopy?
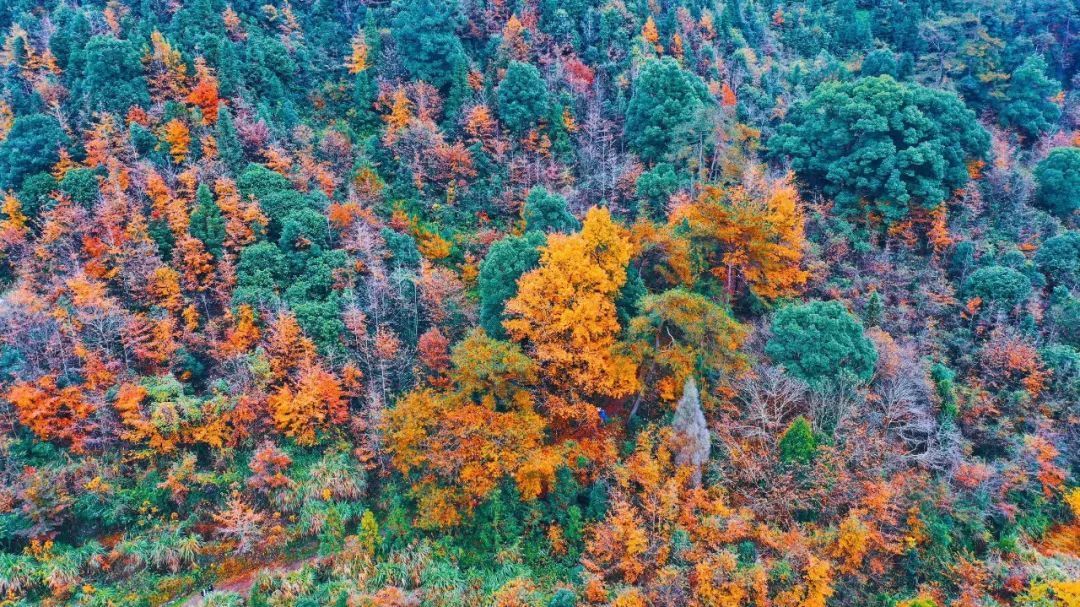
[0,0,1078,606]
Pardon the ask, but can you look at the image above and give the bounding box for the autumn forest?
[0,0,1078,605]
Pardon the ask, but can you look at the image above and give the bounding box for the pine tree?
[190,184,227,258]
[215,107,245,173]
[778,416,817,464]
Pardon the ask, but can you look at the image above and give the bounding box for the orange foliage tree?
[669,168,807,301]
[269,362,348,446]
[7,375,94,451]
[386,329,560,528]
[185,58,221,123]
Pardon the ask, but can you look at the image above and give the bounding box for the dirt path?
[173,555,321,607]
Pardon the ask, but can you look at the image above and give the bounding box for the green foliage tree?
[1040,344,1080,400]
[1033,148,1080,219]
[964,265,1032,310]
[0,114,69,189]
[1049,290,1080,347]
[497,62,550,134]
[79,35,150,115]
[998,55,1061,140]
[391,0,465,88]
[382,228,421,270]
[190,184,227,258]
[766,301,878,385]
[523,188,578,234]
[778,416,817,464]
[636,162,679,220]
[863,290,884,327]
[861,49,899,78]
[215,107,245,173]
[59,169,100,209]
[624,57,709,163]
[1036,231,1080,288]
[930,363,959,421]
[235,241,287,306]
[17,173,58,219]
[768,76,989,224]
[478,232,545,338]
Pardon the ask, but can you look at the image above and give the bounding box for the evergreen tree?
[79,35,150,115]
[998,55,1061,141]
[624,57,709,163]
[478,232,545,338]
[190,184,227,258]
[769,76,989,225]
[778,416,817,464]
[523,188,578,234]
[766,300,878,385]
[964,266,1032,311]
[497,61,550,134]
[1036,231,1080,288]
[391,0,465,88]
[1033,147,1080,219]
[0,114,69,189]
[215,107,245,173]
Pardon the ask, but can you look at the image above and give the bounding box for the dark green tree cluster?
[765,300,878,385]
[769,76,990,224]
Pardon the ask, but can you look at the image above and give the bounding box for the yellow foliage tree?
[162,119,191,164]
[505,207,638,405]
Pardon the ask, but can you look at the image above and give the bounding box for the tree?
[385,330,553,528]
[630,288,748,402]
[766,301,878,385]
[998,55,1061,140]
[505,207,638,402]
[6,375,93,451]
[391,0,465,88]
[769,76,990,224]
[624,57,709,163]
[671,377,709,485]
[186,58,221,122]
[270,363,347,446]
[778,416,817,464]
[1036,231,1080,287]
[59,168,100,208]
[79,35,150,114]
[523,187,578,234]
[635,163,679,220]
[964,265,1032,311]
[0,114,69,189]
[1034,148,1080,219]
[497,61,550,134]
[190,184,226,258]
[215,107,245,172]
[477,232,544,338]
[163,119,191,164]
[669,170,808,300]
